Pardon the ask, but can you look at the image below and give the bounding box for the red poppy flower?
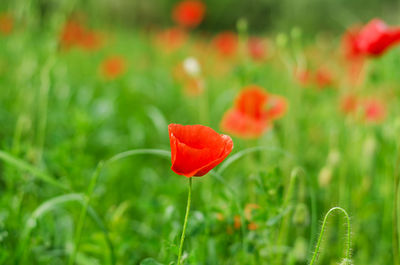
[169,124,233,178]
[340,94,359,114]
[156,27,187,52]
[101,56,126,79]
[0,13,13,36]
[213,32,238,57]
[315,68,334,88]
[356,19,400,56]
[172,0,205,28]
[265,95,288,120]
[221,108,271,139]
[79,30,102,51]
[294,68,311,86]
[60,20,86,49]
[248,37,267,61]
[362,99,386,123]
[235,88,269,119]
[220,86,287,138]
[59,20,102,51]
[342,26,364,60]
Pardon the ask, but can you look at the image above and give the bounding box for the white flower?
[183,57,201,77]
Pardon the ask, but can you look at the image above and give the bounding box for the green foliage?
[0,1,400,265]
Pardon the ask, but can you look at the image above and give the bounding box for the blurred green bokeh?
[1,0,400,33]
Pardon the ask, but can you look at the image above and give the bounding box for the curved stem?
[309,207,351,265]
[177,178,193,265]
[16,193,114,265]
[217,146,295,176]
[106,149,170,164]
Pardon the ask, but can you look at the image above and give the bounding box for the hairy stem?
[177,178,193,265]
[309,207,351,265]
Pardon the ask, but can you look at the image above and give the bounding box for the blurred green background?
[0,0,400,265]
[1,0,400,33]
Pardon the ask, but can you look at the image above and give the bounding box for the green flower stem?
[276,168,303,264]
[393,146,400,265]
[177,177,193,265]
[309,207,351,265]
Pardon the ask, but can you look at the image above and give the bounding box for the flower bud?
[292,203,310,226]
[318,166,333,187]
[276,33,288,48]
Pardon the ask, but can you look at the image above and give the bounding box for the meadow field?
[0,1,400,264]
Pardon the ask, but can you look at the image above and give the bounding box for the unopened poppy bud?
[276,33,288,48]
[292,203,309,226]
[318,166,333,187]
[328,149,340,166]
[237,18,248,35]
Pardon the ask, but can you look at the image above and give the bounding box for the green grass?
[1,9,400,265]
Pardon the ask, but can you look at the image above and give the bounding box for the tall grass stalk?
[68,162,104,265]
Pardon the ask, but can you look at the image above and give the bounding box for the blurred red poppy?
[59,19,102,51]
[101,56,126,79]
[356,19,400,57]
[234,215,241,230]
[60,20,86,49]
[362,99,386,123]
[168,124,233,178]
[213,32,238,57]
[266,95,288,120]
[248,222,258,230]
[0,13,13,36]
[340,94,359,114]
[156,27,187,52]
[172,0,205,28]
[221,86,287,138]
[315,68,334,88]
[293,67,311,86]
[79,30,102,51]
[248,37,267,61]
[342,26,363,60]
